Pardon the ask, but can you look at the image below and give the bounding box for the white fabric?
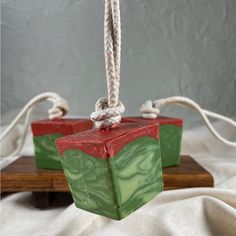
[1,119,236,236]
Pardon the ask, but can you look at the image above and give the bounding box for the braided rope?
[0,92,69,157]
[92,0,124,129]
[140,96,236,147]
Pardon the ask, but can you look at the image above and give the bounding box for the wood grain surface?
[1,155,213,193]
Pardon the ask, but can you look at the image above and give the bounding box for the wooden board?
[1,155,213,208]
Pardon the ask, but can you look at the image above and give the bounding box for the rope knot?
[91,97,125,130]
[48,96,69,120]
[140,100,160,119]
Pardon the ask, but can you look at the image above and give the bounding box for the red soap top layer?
[56,123,159,159]
[31,119,93,136]
[122,116,183,127]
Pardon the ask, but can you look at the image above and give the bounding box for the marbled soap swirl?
[160,125,182,167]
[61,136,163,220]
[33,134,63,169]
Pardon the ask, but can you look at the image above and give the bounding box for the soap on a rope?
[56,123,163,220]
[31,119,93,170]
[122,116,183,167]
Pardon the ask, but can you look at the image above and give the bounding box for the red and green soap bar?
[56,123,163,220]
[31,119,93,169]
[122,116,183,167]
[31,116,182,170]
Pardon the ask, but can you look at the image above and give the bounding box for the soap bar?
[122,116,183,167]
[56,123,163,220]
[31,119,93,170]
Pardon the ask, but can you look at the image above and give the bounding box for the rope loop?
[91,97,125,130]
[91,0,123,129]
[48,97,69,120]
[0,92,69,157]
[140,100,160,119]
[140,96,236,147]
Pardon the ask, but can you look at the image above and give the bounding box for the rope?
[91,0,124,129]
[0,92,69,157]
[140,96,236,147]
[91,97,125,129]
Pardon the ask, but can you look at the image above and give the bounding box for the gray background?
[2,0,236,128]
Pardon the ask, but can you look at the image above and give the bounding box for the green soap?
[33,134,63,170]
[61,136,163,220]
[160,125,182,167]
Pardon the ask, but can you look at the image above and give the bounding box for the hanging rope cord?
[0,92,69,157]
[140,96,236,147]
[91,0,125,129]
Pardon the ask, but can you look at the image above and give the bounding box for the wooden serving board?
[1,155,213,208]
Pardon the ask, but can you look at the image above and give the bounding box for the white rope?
[91,97,125,129]
[140,96,236,147]
[0,92,69,157]
[92,0,124,129]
